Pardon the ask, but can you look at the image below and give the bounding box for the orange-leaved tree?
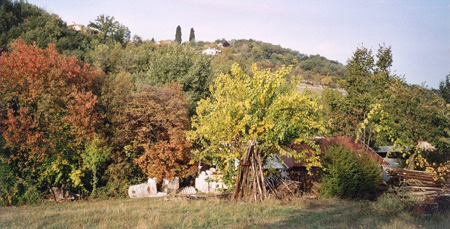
[0,38,101,191]
[117,83,195,182]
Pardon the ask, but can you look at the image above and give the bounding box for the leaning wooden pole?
[257,151,267,199]
[234,161,243,200]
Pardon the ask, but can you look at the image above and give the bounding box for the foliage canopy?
[0,38,101,193]
[189,63,325,184]
[88,14,130,45]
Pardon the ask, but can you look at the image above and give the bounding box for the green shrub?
[89,181,128,199]
[0,163,42,206]
[16,181,42,205]
[320,144,382,199]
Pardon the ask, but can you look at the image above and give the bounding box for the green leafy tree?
[0,0,94,60]
[380,81,449,169]
[97,72,144,196]
[324,45,450,172]
[85,43,124,74]
[88,14,130,45]
[189,28,195,42]
[324,45,394,143]
[135,44,213,114]
[175,25,182,44]
[82,137,111,194]
[188,64,326,187]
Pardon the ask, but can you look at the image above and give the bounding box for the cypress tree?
[189,28,195,42]
[175,25,182,44]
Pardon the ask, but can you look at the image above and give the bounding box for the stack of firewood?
[387,168,449,197]
[265,179,302,199]
[287,168,321,193]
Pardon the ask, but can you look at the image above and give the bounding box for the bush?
[0,163,43,206]
[89,181,129,199]
[320,144,382,199]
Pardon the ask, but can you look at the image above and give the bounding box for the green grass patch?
[0,197,448,228]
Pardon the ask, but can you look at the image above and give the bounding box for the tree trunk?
[48,185,57,202]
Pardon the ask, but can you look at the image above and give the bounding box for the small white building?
[69,22,84,31]
[202,47,221,55]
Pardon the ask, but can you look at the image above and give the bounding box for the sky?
[28,0,450,88]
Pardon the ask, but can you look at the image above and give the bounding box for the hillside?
[190,39,347,87]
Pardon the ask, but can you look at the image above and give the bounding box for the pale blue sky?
[28,0,450,88]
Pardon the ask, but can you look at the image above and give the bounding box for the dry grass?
[1,196,449,228]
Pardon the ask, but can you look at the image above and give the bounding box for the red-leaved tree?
[0,38,100,188]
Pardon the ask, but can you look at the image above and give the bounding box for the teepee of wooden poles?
[234,140,267,201]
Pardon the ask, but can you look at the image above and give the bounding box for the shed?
[281,137,389,168]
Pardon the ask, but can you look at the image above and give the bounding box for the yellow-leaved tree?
[188,63,325,199]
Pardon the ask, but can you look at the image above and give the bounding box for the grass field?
[1,196,449,228]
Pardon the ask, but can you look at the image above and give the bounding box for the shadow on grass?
[256,200,450,229]
[255,200,382,229]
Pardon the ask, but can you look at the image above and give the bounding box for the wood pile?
[387,168,450,197]
[386,168,450,213]
[310,182,321,197]
[265,179,302,199]
[287,168,321,193]
[264,174,321,199]
[47,187,80,202]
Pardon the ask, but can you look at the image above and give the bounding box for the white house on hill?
[202,47,221,55]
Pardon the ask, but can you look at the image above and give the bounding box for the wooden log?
[403,180,443,187]
[409,191,438,196]
[405,186,446,192]
[242,142,253,200]
[311,182,321,197]
[250,148,257,201]
[257,152,267,199]
[234,160,243,200]
[387,169,445,187]
[252,152,263,201]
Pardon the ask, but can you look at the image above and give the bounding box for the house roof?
[158,40,174,44]
[281,137,389,167]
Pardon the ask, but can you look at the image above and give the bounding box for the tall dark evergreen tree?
[189,28,195,42]
[175,25,182,44]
